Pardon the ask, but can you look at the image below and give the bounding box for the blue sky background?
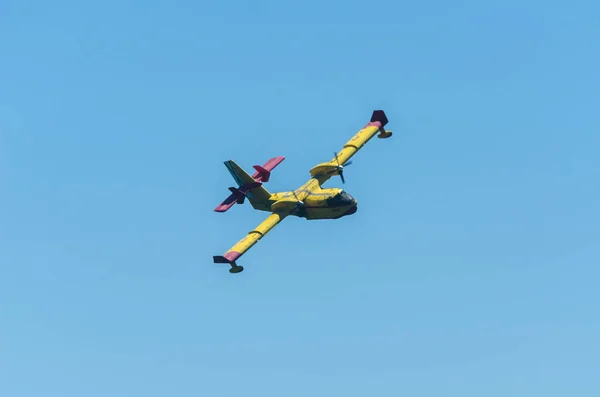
[1,1,599,396]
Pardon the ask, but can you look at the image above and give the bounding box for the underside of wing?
[309,110,392,185]
[213,210,289,273]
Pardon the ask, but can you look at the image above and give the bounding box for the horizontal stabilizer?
[214,195,238,212]
[252,165,271,182]
[215,181,262,212]
[251,156,285,182]
[228,187,246,204]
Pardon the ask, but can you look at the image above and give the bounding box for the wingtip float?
[212,110,393,274]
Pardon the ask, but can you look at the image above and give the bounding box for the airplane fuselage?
[250,178,358,220]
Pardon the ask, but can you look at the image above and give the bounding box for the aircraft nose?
[344,203,358,216]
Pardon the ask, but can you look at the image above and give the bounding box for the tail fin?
[223,160,272,203]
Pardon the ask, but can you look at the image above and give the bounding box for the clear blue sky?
[1,1,599,396]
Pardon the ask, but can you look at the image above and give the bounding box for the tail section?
[214,156,285,212]
[224,160,272,202]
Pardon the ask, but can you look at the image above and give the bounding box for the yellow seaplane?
[213,110,393,273]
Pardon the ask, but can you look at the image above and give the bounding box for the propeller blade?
[343,160,353,167]
[340,172,345,184]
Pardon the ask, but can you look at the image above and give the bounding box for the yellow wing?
[213,210,289,273]
[309,110,392,184]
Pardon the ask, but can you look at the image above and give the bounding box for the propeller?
[330,152,352,183]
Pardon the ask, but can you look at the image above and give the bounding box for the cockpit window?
[340,191,353,202]
[328,194,342,205]
[328,191,354,206]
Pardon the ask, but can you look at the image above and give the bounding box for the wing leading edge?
[213,211,288,273]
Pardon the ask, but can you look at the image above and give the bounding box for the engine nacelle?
[309,161,340,178]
